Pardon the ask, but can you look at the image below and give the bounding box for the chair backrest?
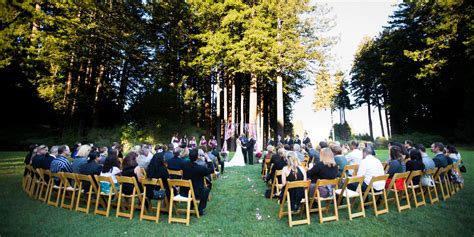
[140,167,147,178]
[315,178,339,188]
[61,172,78,188]
[432,167,443,179]
[424,168,437,176]
[140,178,165,192]
[406,170,423,185]
[341,164,359,178]
[388,171,410,190]
[168,179,192,188]
[167,169,183,177]
[116,176,142,196]
[36,168,46,181]
[285,180,311,190]
[75,174,97,193]
[95,175,118,194]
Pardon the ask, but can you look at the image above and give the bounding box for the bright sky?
[292,0,399,142]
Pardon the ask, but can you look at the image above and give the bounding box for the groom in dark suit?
[247,135,255,165]
[240,134,248,164]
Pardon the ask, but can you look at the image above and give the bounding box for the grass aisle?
[0,150,473,236]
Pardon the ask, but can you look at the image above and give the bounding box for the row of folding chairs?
[22,165,209,226]
[272,163,464,227]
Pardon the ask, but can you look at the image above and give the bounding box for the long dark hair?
[87,151,100,163]
[123,152,138,170]
[103,156,120,173]
[409,149,425,170]
[390,146,403,162]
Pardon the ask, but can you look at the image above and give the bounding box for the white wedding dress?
[225,139,246,167]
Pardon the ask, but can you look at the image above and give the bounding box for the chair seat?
[173,194,191,202]
[335,189,360,198]
[408,184,420,188]
[66,186,78,191]
[101,191,115,195]
[53,185,63,189]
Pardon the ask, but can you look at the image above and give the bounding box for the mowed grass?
[0,149,473,237]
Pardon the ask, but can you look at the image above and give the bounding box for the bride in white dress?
[225,137,246,167]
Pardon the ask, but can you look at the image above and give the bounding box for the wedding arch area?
[1,0,474,236]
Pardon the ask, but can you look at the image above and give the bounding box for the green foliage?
[333,122,352,141]
[374,136,389,149]
[353,133,373,142]
[391,132,446,147]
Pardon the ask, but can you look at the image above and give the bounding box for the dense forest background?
[1,1,473,150]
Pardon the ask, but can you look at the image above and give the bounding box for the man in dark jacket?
[182,149,214,215]
[167,147,187,178]
[431,142,448,168]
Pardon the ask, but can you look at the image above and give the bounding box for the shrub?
[390,132,447,147]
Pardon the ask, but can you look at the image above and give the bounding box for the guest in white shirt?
[348,146,385,192]
[137,147,152,169]
[346,140,363,165]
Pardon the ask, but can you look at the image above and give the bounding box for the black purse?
[153,189,166,200]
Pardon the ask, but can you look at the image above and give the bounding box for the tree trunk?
[377,99,385,138]
[249,73,258,137]
[240,87,244,135]
[118,59,129,112]
[367,99,374,141]
[276,72,284,138]
[383,92,391,138]
[216,72,221,150]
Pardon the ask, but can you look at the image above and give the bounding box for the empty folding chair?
[270,170,283,199]
[167,179,200,226]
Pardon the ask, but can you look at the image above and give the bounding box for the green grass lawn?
[0,150,473,236]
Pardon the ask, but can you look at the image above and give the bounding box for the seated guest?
[79,151,102,176]
[431,142,448,168]
[293,144,305,162]
[71,143,81,159]
[266,148,287,183]
[146,152,170,200]
[72,145,91,173]
[99,156,121,193]
[121,152,145,195]
[280,152,307,211]
[137,147,152,169]
[346,140,362,166]
[331,145,347,177]
[98,146,108,164]
[261,145,275,175]
[348,146,385,192]
[32,145,55,170]
[182,149,214,215]
[387,146,404,178]
[406,150,425,185]
[404,140,415,154]
[416,144,435,170]
[306,143,318,163]
[446,145,461,164]
[307,148,338,197]
[167,147,187,177]
[211,147,225,174]
[50,145,73,185]
[24,144,39,165]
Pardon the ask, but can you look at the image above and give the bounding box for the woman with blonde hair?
[72,144,91,173]
[307,147,338,198]
[280,152,307,211]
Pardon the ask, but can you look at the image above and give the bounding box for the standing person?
[209,136,217,149]
[199,136,208,148]
[246,134,256,165]
[284,135,293,147]
[294,135,302,146]
[189,137,197,149]
[180,135,189,148]
[240,134,248,164]
[267,137,275,146]
[302,132,311,146]
[171,134,180,149]
[182,149,214,215]
[277,135,284,145]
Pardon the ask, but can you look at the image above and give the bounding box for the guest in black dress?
[280,152,307,211]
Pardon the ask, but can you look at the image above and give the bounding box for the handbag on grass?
[153,189,166,200]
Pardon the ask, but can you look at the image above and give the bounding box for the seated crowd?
[262,138,465,209]
[24,140,225,216]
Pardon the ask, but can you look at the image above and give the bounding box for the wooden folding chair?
[270,170,283,199]
[309,178,339,224]
[61,172,79,210]
[339,164,359,185]
[335,176,366,220]
[167,179,200,226]
[405,170,426,208]
[94,175,118,217]
[382,162,390,173]
[452,162,464,191]
[387,172,411,212]
[116,176,143,220]
[30,168,43,199]
[75,174,103,214]
[22,165,32,192]
[360,174,389,216]
[139,178,168,223]
[140,167,147,178]
[442,164,455,196]
[422,168,439,204]
[36,169,50,202]
[278,180,311,227]
[47,172,65,207]
[433,166,450,201]
[167,169,183,179]
[262,158,271,178]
